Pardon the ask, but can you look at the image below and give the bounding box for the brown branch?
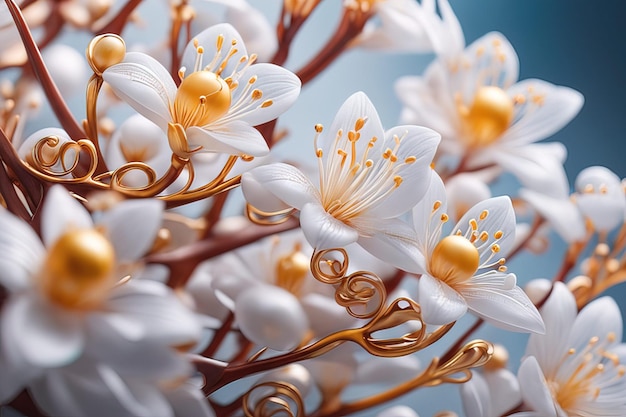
[95,0,143,35]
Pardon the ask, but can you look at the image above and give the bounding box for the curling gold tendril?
[310,248,349,284]
[29,136,100,182]
[242,382,304,417]
[335,270,385,319]
[246,203,297,226]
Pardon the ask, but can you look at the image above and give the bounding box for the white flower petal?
[225,63,301,127]
[355,356,421,385]
[464,32,519,90]
[454,195,516,263]
[0,209,44,291]
[186,121,269,156]
[300,293,355,337]
[300,202,359,250]
[517,356,559,417]
[483,368,522,416]
[352,216,424,273]
[367,125,439,218]
[376,405,420,417]
[461,275,545,333]
[460,371,491,417]
[2,294,84,367]
[243,162,320,209]
[106,280,201,346]
[235,285,308,351]
[412,170,447,255]
[525,282,576,372]
[418,274,467,325]
[98,199,164,263]
[166,381,216,417]
[520,188,586,243]
[181,23,247,78]
[103,52,176,130]
[502,79,583,146]
[224,3,277,62]
[569,296,623,350]
[41,185,93,247]
[318,92,385,159]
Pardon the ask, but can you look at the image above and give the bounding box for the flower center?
[315,120,416,224]
[552,334,626,414]
[40,229,116,309]
[173,71,231,129]
[460,86,514,147]
[275,244,310,298]
[429,235,480,286]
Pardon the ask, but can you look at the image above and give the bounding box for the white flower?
[0,186,202,406]
[350,0,463,55]
[519,158,586,243]
[460,344,521,417]
[573,166,625,232]
[242,92,440,272]
[395,32,583,188]
[411,172,544,332]
[103,23,300,158]
[193,230,355,351]
[515,282,626,416]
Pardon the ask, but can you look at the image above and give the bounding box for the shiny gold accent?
[173,71,231,128]
[483,343,508,371]
[460,86,514,147]
[86,34,126,76]
[276,243,310,297]
[243,382,304,417]
[429,235,480,286]
[246,204,297,225]
[28,136,100,183]
[40,229,115,309]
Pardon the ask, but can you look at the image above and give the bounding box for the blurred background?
[17,1,626,416]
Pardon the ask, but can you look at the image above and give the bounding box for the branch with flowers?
[0,1,624,416]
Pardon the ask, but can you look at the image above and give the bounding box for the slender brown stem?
[202,311,235,358]
[149,216,300,289]
[4,0,85,141]
[95,0,144,35]
[440,318,483,364]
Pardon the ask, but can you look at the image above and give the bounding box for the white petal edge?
[418,274,467,326]
[300,202,359,250]
[41,185,93,247]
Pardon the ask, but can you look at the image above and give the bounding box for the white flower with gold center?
[242,92,440,272]
[515,282,626,417]
[0,186,202,408]
[102,23,300,159]
[395,31,583,190]
[412,173,544,332]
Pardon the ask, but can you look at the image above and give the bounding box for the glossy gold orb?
[462,86,514,147]
[275,249,310,297]
[87,34,126,75]
[173,71,231,128]
[429,235,480,286]
[41,229,115,309]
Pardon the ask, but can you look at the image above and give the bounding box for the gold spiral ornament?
[30,136,99,182]
[242,382,305,417]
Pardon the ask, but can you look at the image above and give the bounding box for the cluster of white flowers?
[0,0,624,417]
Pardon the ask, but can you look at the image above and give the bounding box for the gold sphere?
[40,229,115,309]
[173,71,231,127]
[275,248,310,297]
[462,86,514,147]
[87,34,126,75]
[429,235,480,286]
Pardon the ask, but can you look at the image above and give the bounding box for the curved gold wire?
[242,382,304,417]
[334,270,385,319]
[29,136,100,182]
[310,248,349,285]
[246,203,297,226]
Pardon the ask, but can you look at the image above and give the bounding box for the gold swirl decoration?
[242,382,304,417]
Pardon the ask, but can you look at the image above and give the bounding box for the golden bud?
[87,34,126,75]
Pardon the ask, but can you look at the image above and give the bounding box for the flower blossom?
[515,282,626,416]
[411,172,544,332]
[395,31,583,189]
[103,23,300,159]
[242,91,440,272]
[350,0,463,55]
[0,186,202,413]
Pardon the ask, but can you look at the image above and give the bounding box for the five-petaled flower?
[103,23,301,159]
[242,91,440,272]
[411,172,544,332]
[515,282,626,416]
